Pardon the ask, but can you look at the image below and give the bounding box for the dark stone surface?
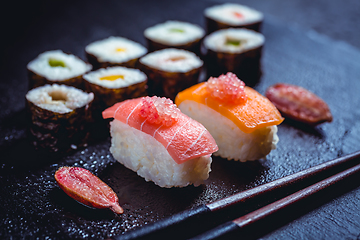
[1,0,360,239]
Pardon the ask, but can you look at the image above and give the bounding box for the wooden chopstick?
[190,161,360,240]
[112,151,360,240]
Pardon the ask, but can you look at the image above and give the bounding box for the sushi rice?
[83,66,147,89]
[27,50,92,81]
[109,119,212,188]
[178,100,279,162]
[144,20,205,46]
[204,3,263,26]
[85,36,147,64]
[26,84,94,114]
[203,28,265,54]
[139,48,203,73]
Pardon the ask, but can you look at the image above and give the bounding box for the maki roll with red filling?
[144,20,205,56]
[139,48,203,100]
[27,50,92,89]
[85,36,147,70]
[204,3,263,34]
[25,84,94,153]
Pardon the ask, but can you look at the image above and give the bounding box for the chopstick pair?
[113,151,360,240]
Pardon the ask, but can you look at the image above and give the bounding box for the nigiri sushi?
[102,96,218,188]
[175,72,284,162]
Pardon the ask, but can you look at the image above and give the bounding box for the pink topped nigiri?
[102,96,218,188]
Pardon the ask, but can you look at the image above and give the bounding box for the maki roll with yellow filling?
[83,66,147,112]
[139,48,203,100]
[203,28,264,85]
[204,3,263,34]
[25,84,94,153]
[27,50,92,89]
[85,36,147,70]
[144,20,205,56]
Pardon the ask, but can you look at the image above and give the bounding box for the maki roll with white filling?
[204,3,263,34]
[85,36,147,70]
[27,50,92,89]
[139,48,203,100]
[203,28,264,85]
[83,66,147,112]
[26,84,94,153]
[144,20,205,56]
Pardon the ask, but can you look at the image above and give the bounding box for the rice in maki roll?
[139,48,203,100]
[27,50,92,89]
[204,3,263,34]
[203,28,264,86]
[85,36,147,70]
[144,20,205,56]
[83,66,147,112]
[25,84,94,153]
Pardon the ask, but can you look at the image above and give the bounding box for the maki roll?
[85,36,147,70]
[26,84,94,153]
[144,20,205,56]
[203,28,264,86]
[102,96,218,188]
[175,72,284,162]
[27,50,92,89]
[139,48,203,100]
[83,66,148,119]
[204,3,263,34]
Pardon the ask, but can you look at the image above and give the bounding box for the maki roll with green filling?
[85,36,147,70]
[25,84,94,153]
[204,3,263,34]
[139,48,203,100]
[144,20,205,56]
[83,66,147,113]
[203,28,264,86]
[27,50,92,89]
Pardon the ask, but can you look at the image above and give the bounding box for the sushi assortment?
[21,2,332,195]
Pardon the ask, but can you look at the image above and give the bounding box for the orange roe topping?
[139,96,180,127]
[206,72,247,104]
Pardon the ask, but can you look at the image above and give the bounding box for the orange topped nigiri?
[175,72,284,162]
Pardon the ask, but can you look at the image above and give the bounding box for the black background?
[1,0,360,239]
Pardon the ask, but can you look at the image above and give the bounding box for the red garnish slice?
[266,83,333,125]
[54,166,123,214]
[233,11,244,19]
[139,96,180,127]
[206,72,247,104]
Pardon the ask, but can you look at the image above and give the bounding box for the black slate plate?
[1,0,360,239]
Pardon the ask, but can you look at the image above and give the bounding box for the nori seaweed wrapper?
[146,37,203,57]
[26,91,94,153]
[84,78,147,117]
[206,16,262,34]
[86,52,139,70]
[28,69,85,90]
[138,62,202,100]
[204,45,262,87]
